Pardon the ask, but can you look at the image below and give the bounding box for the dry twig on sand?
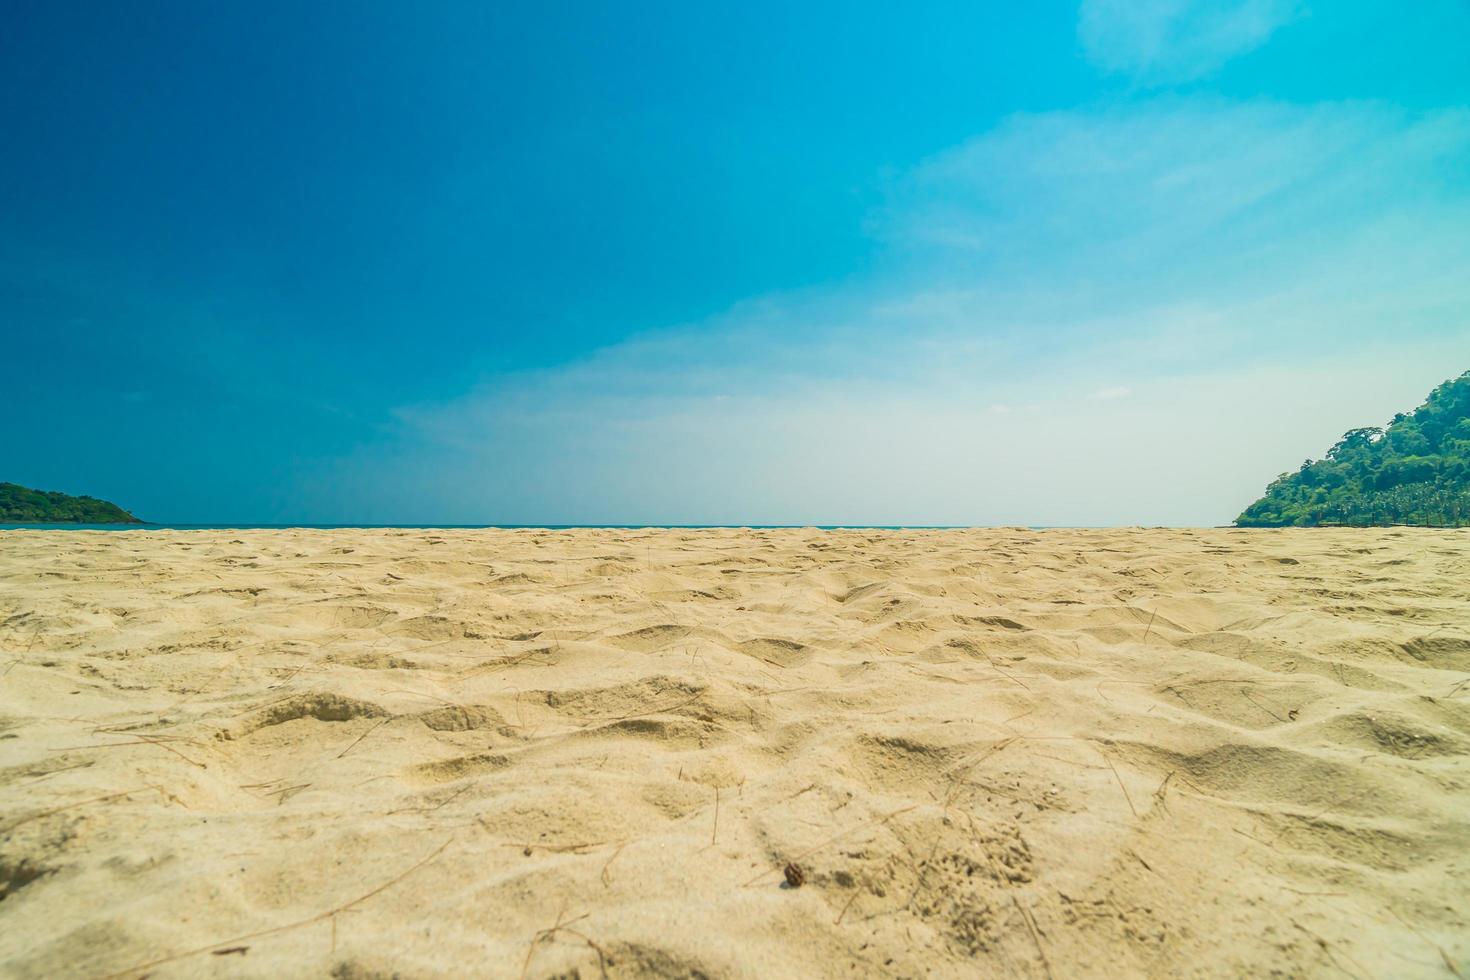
[580,690,706,729]
[600,843,626,887]
[834,885,862,925]
[1013,895,1054,980]
[1094,744,1139,819]
[1,786,157,833]
[520,902,611,980]
[743,804,918,887]
[336,717,392,758]
[99,837,453,979]
[1390,910,1466,979]
[48,735,206,769]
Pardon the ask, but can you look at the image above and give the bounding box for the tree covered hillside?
[1236,371,1470,527]
[0,482,143,523]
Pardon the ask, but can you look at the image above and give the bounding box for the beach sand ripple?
[1,528,1467,978]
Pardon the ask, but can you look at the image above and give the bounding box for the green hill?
[1236,370,1470,527]
[0,482,144,524]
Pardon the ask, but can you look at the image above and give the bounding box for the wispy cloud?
[890,98,1469,271]
[1078,0,1304,83]
[1091,386,1132,400]
[322,98,1470,525]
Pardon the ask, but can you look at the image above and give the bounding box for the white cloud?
[1078,0,1304,83]
[892,100,1470,272]
[328,341,1465,527]
[319,98,1470,526]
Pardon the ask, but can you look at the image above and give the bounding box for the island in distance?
[0,482,143,524]
[1237,369,1470,527]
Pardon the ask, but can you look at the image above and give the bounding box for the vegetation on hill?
[0,482,143,523]
[1236,371,1470,527]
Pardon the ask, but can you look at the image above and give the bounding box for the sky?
[4,0,1469,525]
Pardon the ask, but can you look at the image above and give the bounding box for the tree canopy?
[1236,370,1470,527]
[0,482,143,523]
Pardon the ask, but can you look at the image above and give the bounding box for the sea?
[0,523,971,532]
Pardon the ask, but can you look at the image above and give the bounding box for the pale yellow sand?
[1,528,1467,978]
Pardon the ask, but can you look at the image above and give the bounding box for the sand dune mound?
[1,527,1467,978]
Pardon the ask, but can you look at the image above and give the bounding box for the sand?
[0,527,1467,978]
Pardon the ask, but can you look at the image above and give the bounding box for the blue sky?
[4,1,1469,524]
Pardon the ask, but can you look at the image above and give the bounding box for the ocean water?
[0,523,971,532]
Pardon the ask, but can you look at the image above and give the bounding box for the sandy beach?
[1,527,1466,978]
